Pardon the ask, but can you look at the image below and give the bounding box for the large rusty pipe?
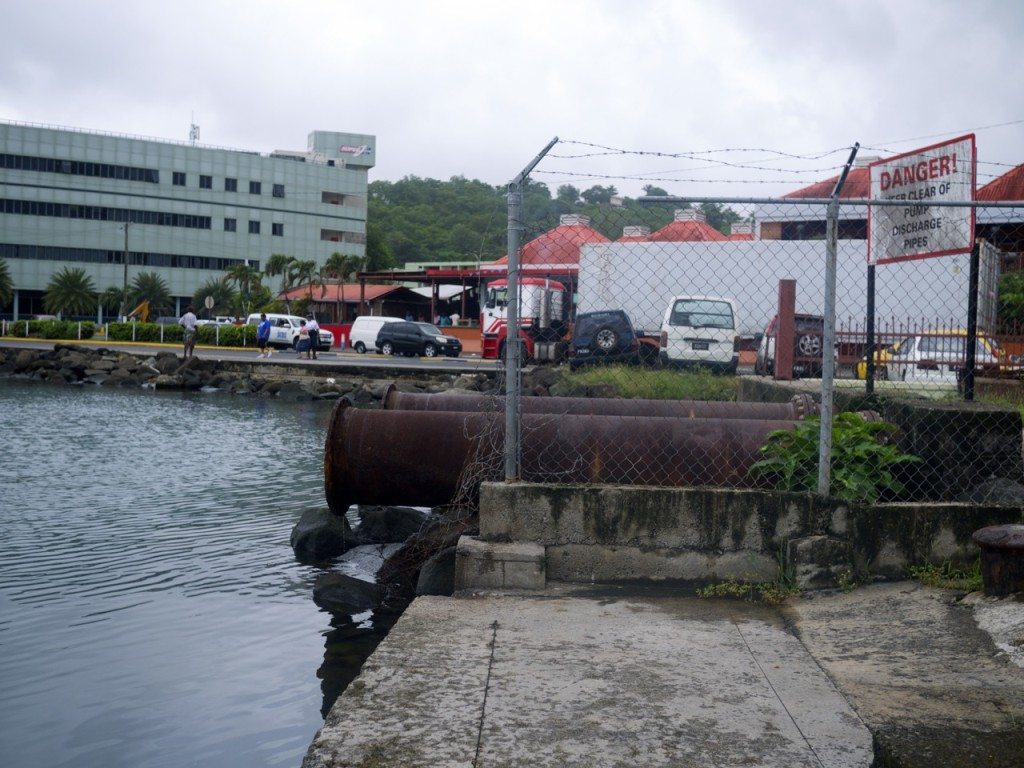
[381,384,816,420]
[325,399,795,514]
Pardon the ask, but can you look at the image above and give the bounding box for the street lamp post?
[119,223,130,321]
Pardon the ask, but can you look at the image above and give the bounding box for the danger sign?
[868,134,975,265]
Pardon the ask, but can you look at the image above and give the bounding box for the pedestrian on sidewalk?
[256,313,272,358]
[179,305,198,359]
[306,314,321,359]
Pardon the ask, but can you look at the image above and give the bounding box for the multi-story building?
[0,121,375,319]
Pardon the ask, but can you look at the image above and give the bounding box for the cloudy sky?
[1,0,1022,198]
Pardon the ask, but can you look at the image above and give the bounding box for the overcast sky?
[2,0,1022,198]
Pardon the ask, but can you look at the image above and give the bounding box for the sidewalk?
[303,584,874,768]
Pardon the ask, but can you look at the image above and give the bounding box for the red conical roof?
[648,210,728,242]
[978,163,1024,201]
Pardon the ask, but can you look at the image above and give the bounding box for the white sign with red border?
[868,134,975,265]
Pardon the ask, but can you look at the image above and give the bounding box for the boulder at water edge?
[291,507,359,560]
[312,572,380,615]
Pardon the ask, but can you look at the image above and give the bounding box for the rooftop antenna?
[189,113,200,146]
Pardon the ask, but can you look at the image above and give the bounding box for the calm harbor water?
[0,380,384,768]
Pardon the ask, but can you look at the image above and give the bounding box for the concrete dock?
[303,584,875,768]
[303,581,1024,767]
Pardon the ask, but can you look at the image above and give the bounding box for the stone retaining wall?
[478,482,1024,587]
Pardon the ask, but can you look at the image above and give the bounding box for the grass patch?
[696,577,800,606]
[565,364,738,401]
[908,559,983,591]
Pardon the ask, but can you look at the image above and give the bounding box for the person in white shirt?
[179,305,198,359]
[449,311,460,326]
[305,314,321,359]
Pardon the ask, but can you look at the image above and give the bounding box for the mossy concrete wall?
[479,482,1024,587]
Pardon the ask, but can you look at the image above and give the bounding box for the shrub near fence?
[106,321,257,347]
[2,319,96,340]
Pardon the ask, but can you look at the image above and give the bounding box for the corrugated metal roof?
[978,163,1024,201]
[784,167,871,199]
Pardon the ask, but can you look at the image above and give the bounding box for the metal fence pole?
[505,180,523,480]
[964,242,980,401]
[505,137,558,482]
[818,143,859,497]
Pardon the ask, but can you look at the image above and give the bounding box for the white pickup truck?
[245,313,334,351]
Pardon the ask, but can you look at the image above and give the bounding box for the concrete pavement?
[303,584,874,768]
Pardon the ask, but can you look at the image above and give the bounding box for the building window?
[0,152,159,183]
[224,218,237,232]
[173,172,186,186]
[249,181,261,195]
[225,177,237,192]
[272,222,283,237]
[273,184,285,198]
[200,174,212,189]
[248,220,260,234]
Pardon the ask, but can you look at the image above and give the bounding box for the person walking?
[179,304,198,359]
[256,313,272,358]
[306,313,321,360]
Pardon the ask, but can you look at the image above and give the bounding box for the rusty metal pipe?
[381,384,816,420]
[325,399,795,514]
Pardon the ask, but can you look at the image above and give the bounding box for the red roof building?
[648,209,729,242]
[480,214,610,275]
[617,225,651,243]
[978,163,1024,201]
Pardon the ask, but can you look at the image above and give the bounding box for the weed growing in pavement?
[835,569,858,593]
[908,559,983,591]
[566,364,738,401]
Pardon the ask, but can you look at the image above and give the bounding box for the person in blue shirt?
[257,313,272,358]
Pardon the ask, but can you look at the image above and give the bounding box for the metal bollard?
[973,524,1024,596]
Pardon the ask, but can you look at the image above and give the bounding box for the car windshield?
[669,300,733,329]
[415,323,443,335]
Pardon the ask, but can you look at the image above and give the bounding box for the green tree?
[365,222,394,272]
[129,271,173,316]
[101,286,129,318]
[192,279,237,318]
[264,254,297,295]
[699,202,742,235]
[322,252,362,323]
[998,271,1024,326]
[44,267,97,317]
[225,263,263,317]
[291,260,321,313]
[0,258,13,309]
[642,184,670,197]
[580,184,618,205]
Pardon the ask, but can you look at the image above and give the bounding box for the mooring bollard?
[972,524,1024,597]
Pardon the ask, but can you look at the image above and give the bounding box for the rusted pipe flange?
[972,524,1024,597]
[789,393,819,419]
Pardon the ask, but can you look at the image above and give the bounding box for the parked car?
[375,321,462,358]
[568,310,642,370]
[349,315,404,353]
[855,330,1006,381]
[659,296,739,374]
[245,313,334,351]
[755,314,825,378]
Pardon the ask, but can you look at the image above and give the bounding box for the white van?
[245,313,334,351]
[348,315,404,353]
[659,295,739,373]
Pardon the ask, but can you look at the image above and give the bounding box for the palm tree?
[0,258,13,310]
[193,278,237,318]
[101,286,129,319]
[291,259,321,312]
[129,271,174,317]
[264,254,298,313]
[321,252,362,322]
[225,263,263,317]
[44,267,97,318]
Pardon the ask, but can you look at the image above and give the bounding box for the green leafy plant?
[749,412,920,503]
[2,319,95,339]
[908,559,983,591]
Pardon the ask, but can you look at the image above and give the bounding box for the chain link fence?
[499,192,1024,504]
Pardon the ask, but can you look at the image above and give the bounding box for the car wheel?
[354,341,366,354]
[594,326,619,352]
[381,341,394,356]
[424,343,437,358]
[797,334,822,357]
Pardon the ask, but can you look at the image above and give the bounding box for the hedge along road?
[0,338,494,374]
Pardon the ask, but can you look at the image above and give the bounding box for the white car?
[245,313,334,351]
[659,295,739,374]
[348,315,404,353]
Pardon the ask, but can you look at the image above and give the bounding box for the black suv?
[754,313,824,378]
[569,310,641,369]
[375,322,462,358]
